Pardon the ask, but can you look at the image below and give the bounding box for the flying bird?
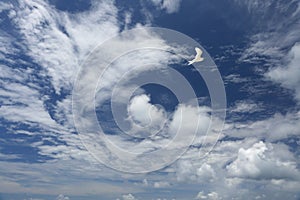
[188,47,204,65]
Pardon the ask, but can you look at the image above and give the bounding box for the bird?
[188,47,204,65]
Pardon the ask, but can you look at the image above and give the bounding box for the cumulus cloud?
[196,163,216,182]
[119,193,138,200]
[170,137,300,199]
[169,105,211,140]
[227,141,300,180]
[56,194,70,200]
[196,191,220,200]
[128,94,167,135]
[175,159,216,183]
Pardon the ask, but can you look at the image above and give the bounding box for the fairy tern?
[188,47,204,65]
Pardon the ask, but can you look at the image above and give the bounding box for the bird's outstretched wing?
[188,47,204,65]
[195,47,203,56]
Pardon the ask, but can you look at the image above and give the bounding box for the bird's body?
[188,47,204,65]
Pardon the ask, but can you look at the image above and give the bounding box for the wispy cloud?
[266,43,300,102]
[234,0,300,80]
[149,0,182,14]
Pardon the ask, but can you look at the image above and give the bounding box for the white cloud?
[0,65,69,136]
[154,181,170,188]
[0,0,142,195]
[224,74,249,84]
[56,194,70,200]
[0,159,142,196]
[230,101,260,113]
[63,1,119,60]
[266,43,300,101]
[235,0,300,61]
[171,137,300,199]
[10,0,119,94]
[120,193,138,200]
[227,141,300,180]
[196,191,220,200]
[169,105,211,140]
[0,2,12,13]
[0,0,123,163]
[196,163,216,182]
[1,0,300,199]
[175,160,216,183]
[128,94,167,135]
[223,111,300,141]
[234,0,300,104]
[150,0,182,13]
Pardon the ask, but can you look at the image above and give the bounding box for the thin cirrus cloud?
[234,0,300,103]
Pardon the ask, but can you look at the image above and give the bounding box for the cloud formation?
[227,141,300,180]
[267,43,300,101]
[0,0,300,199]
[150,0,182,13]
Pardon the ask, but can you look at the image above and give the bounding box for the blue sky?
[0,0,300,199]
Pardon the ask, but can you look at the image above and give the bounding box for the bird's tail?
[188,61,193,65]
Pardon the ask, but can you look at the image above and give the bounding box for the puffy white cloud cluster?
[56,194,70,200]
[227,141,300,180]
[128,94,167,134]
[117,194,137,200]
[196,191,219,200]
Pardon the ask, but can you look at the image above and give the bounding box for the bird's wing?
[195,47,203,56]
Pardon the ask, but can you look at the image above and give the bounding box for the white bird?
[188,47,204,65]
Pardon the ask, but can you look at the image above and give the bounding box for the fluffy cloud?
[196,191,219,200]
[169,105,211,140]
[175,159,216,183]
[128,94,167,135]
[227,141,300,180]
[118,194,138,200]
[170,137,300,199]
[56,194,70,200]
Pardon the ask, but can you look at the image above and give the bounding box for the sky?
[0,0,300,199]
